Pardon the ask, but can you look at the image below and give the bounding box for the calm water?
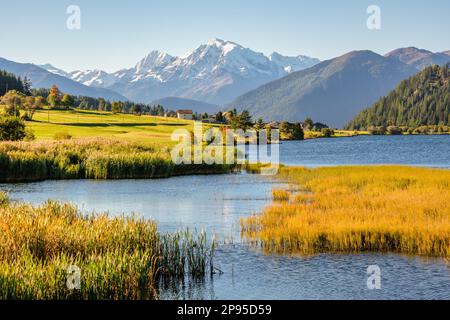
[279,135,450,168]
[1,135,450,300]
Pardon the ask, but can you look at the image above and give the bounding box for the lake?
[1,135,450,299]
[278,134,450,168]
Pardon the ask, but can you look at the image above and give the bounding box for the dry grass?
[272,189,290,202]
[243,166,450,257]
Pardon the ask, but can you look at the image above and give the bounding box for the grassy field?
[0,109,237,182]
[243,166,450,257]
[28,109,195,144]
[0,193,215,300]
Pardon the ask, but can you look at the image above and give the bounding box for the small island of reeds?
[243,166,450,257]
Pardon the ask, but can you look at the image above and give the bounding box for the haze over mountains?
[40,39,320,105]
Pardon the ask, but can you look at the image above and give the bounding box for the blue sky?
[1,0,449,72]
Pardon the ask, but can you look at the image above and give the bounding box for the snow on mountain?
[38,64,70,77]
[53,39,321,104]
[269,52,320,73]
[134,50,174,76]
[69,69,119,88]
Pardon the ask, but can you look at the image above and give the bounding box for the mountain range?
[229,47,450,128]
[0,58,126,101]
[230,50,420,128]
[385,47,450,70]
[2,41,450,128]
[39,39,320,105]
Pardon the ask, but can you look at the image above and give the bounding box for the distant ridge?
[229,50,418,128]
[0,57,127,101]
[385,47,450,70]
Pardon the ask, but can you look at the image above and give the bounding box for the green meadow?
[28,109,195,144]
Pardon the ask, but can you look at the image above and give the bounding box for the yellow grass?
[272,189,290,202]
[243,166,450,257]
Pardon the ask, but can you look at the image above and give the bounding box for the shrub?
[53,132,72,140]
[387,126,402,135]
[321,128,335,138]
[0,116,26,141]
[368,126,386,135]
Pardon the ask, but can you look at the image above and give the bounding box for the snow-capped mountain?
[69,69,119,88]
[50,39,320,104]
[269,52,320,73]
[38,64,70,77]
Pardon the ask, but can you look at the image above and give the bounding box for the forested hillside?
[346,64,450,130]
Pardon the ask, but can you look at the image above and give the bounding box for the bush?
[53,132,72,140]
[368,126,387,135]
[279,122,304,140]
[321,128,335,138]
[0,116,26,141]
[24,128,36,141]
[387,126,402,135]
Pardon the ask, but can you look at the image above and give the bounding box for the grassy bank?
[243,166,450,257]
[0,138,236,182]
[0,193,215,300]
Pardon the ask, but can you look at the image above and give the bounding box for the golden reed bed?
[243,166,450,257]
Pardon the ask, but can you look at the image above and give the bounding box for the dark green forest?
[346,64,450,130]
[0,70,31,96]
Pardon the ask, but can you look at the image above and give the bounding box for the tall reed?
[243,166,450,257]
[0,196,215,300]
[0,138,236,182]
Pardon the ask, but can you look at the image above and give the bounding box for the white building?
[177,109,193,120]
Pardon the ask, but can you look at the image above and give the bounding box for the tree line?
[31,87,167,116]
[0,70,31,96]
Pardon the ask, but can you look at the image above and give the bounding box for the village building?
[176,109,193,120]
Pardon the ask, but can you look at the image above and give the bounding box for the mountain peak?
[204,38,240,56]
[39,39,320,104]
[385,47,432,56]
[135,50,174,73]
[333,50,382,65]
[38,63,69,77]
[385,47,450,70]
[269,52,320,73]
